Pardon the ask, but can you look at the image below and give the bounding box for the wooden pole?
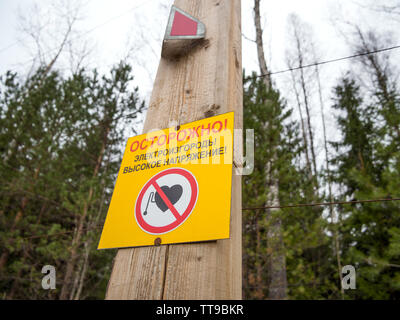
[105,0,242,300]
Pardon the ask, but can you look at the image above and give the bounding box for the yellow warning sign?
[98,112,234,249]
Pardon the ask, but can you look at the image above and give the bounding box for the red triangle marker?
[170,11,198,36]
[164,6,205,40]
[162,6,206,59]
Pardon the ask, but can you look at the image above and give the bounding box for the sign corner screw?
[154,237,162,246]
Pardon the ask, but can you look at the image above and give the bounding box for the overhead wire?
[1,7,400,242]
[5,197,399,242]
[2,0,153,67]
[2,4,398,73]
[249,44,400,78]
[243,197,400,211]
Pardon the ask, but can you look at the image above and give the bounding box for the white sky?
[2,0,396,91]
[1,0,399,172]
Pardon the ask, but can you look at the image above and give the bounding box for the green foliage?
[1,43,400,301]
[0,63,144,299]
[243,63,400,300]
[242,73,334,299]
[330,73,400,300]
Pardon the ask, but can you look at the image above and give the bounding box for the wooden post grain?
[105,0,242,300]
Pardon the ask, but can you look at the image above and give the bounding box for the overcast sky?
[2,0,397,91]
[1,0,399,167]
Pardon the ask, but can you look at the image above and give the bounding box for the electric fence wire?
[1,11,400,241]
[242,197,400,210]
[1,5,399,74]
[8,197,399,241]
[0,0,153,63]
[247,44,400,78]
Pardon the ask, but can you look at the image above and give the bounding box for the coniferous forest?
[0,64,145,299]
[1,1,400,300]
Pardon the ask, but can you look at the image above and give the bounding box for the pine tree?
[242,72,332,299]
[331,74,400,299]
[0,62,144,299]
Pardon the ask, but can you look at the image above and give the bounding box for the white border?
[134,167,199,235]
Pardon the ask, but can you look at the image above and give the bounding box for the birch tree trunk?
[287,14,318,188]
[60,126,109,299]
[288,67,313,180]
[254,0,287,300]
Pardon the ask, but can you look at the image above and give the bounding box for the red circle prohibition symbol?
[135,168,198,235]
